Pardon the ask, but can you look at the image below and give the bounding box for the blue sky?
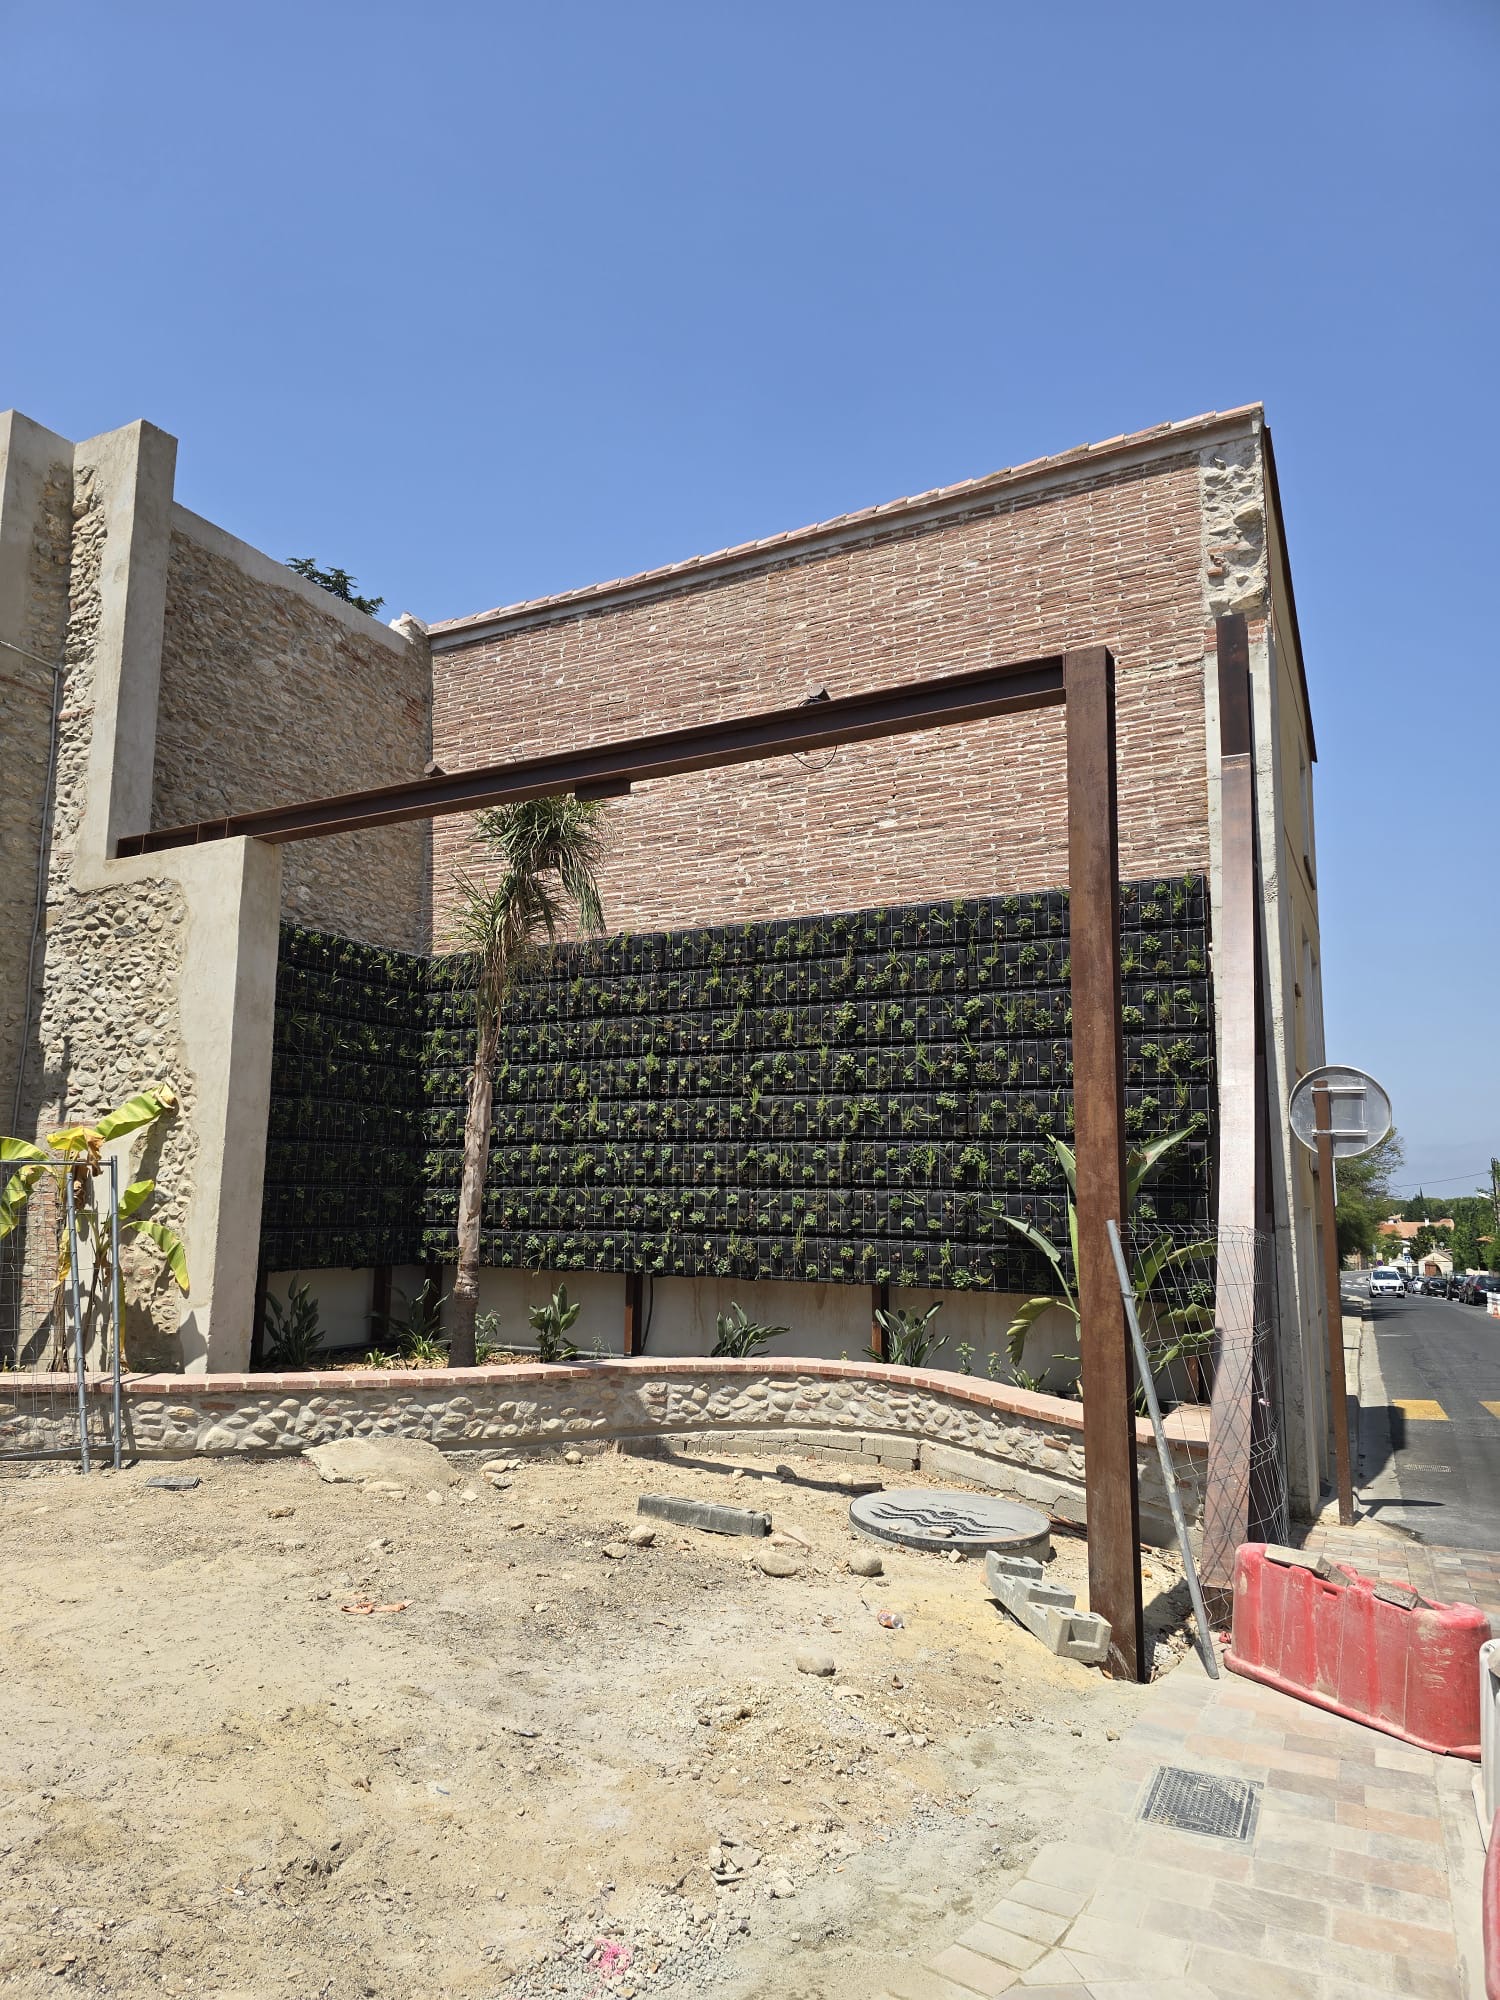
[5,2,1496,1195]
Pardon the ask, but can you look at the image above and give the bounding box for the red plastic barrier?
[1225,1543,1487,1758]
[1485,1813,1500,2000]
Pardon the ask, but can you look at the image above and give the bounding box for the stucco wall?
[152,518,432,951]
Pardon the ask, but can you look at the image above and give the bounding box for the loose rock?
[563,1450,584,1465]
[601,1542,630,1561]
[754,1550,801,1578]
[304,1437,453,1487]
[794,1651,836,1677]
[627,1524,656,1547]
[847,1551,883,1577]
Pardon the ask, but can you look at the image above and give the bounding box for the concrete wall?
[153,517,432,951]
[450,1264,1081,1385]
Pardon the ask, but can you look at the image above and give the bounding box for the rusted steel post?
[1063,646,1145,1682]
[871,1282,890,1362]
[1314,1083,1356,1525]
[623,1270,645,1357]
[370,1264,393,1349]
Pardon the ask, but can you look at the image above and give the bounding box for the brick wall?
[429,436,1242,944]
[152,521,433,951]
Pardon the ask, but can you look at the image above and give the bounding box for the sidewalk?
[1297,1519,1500,1619]
[875,1650,1484,1999]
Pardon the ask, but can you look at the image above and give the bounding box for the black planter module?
[260,878,1214,1291]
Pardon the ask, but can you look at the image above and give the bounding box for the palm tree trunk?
[448,1055,495,1368]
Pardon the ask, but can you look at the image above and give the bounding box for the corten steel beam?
[114,654,1067,856]
[1063,646,1145,1683]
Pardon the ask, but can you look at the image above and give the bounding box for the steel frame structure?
[119,646,1146,1679]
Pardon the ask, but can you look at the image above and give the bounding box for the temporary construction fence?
[0,1160,124,1471]
[1114,1218,1288,1545]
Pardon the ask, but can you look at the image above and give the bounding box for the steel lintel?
[115,653,1066,855]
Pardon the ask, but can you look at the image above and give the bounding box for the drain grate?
[1138,1766,1262,1842]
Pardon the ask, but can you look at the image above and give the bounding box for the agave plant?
[874,1300,945,1368]
[0,1087,189,1368]
[710,1302,789,1358]
[528,1283,582,1362]
[994,1126,1214,1396]
[262,1278,322,1369]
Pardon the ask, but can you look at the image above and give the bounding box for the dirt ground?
[0,1443,1196,2000]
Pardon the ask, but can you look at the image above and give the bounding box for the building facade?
[0,403,1333,1513]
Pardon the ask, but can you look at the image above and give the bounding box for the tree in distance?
[285,556,384,617]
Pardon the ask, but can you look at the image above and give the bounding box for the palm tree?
[446,795,609,1367]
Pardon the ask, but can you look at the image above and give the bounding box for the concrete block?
[636,1493,771,1538]
[985,1548,1111,1666]
[864,1434,920,1469]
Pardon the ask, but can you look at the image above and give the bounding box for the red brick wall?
[430,450,1213,944]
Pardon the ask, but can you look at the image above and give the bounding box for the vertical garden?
[261,876,1213,1290]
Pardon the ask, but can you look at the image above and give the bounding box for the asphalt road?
[1356,1287,1500,1550]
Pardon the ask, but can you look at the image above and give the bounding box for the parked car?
[1369,1267,1407,1297]
[1454,1275,1498,1306]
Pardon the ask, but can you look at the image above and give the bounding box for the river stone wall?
[106,1357,1206,1544]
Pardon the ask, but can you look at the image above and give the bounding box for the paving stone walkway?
[876,1650,1484,1999]
[1298,1521,1500,1619]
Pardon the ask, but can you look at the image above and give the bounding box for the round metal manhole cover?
[849,1488,1052,1559]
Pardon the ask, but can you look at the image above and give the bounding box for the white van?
[1370,1266,1407,1297]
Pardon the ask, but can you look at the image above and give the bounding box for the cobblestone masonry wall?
[152,526,432,951]
[429,423,1268,944]
[101,1359,1206,1544]
[0,456,71,1131]
[18,464,196,1369]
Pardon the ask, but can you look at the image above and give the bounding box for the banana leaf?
[95,1087,178,1142]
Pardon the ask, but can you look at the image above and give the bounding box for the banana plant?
[1,1087,189,1368]
[994,1126,1214,1394]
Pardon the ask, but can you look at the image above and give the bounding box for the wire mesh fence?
[1119,1218,1288,1545]
[0,1162,124,1473]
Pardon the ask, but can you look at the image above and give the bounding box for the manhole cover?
[848,1488,1051,1558]
[1138,1766,1261,1842]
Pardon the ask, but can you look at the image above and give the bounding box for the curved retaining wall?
[108,1358,1208,1546]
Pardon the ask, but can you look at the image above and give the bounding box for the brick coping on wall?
[100,1355,1210,1453]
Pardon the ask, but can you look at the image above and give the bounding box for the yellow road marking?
[1392,1398,1448,1421]
[1482,1402,1500,1420]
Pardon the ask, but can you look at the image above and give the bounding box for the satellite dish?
[1288,1065,1392,1160]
